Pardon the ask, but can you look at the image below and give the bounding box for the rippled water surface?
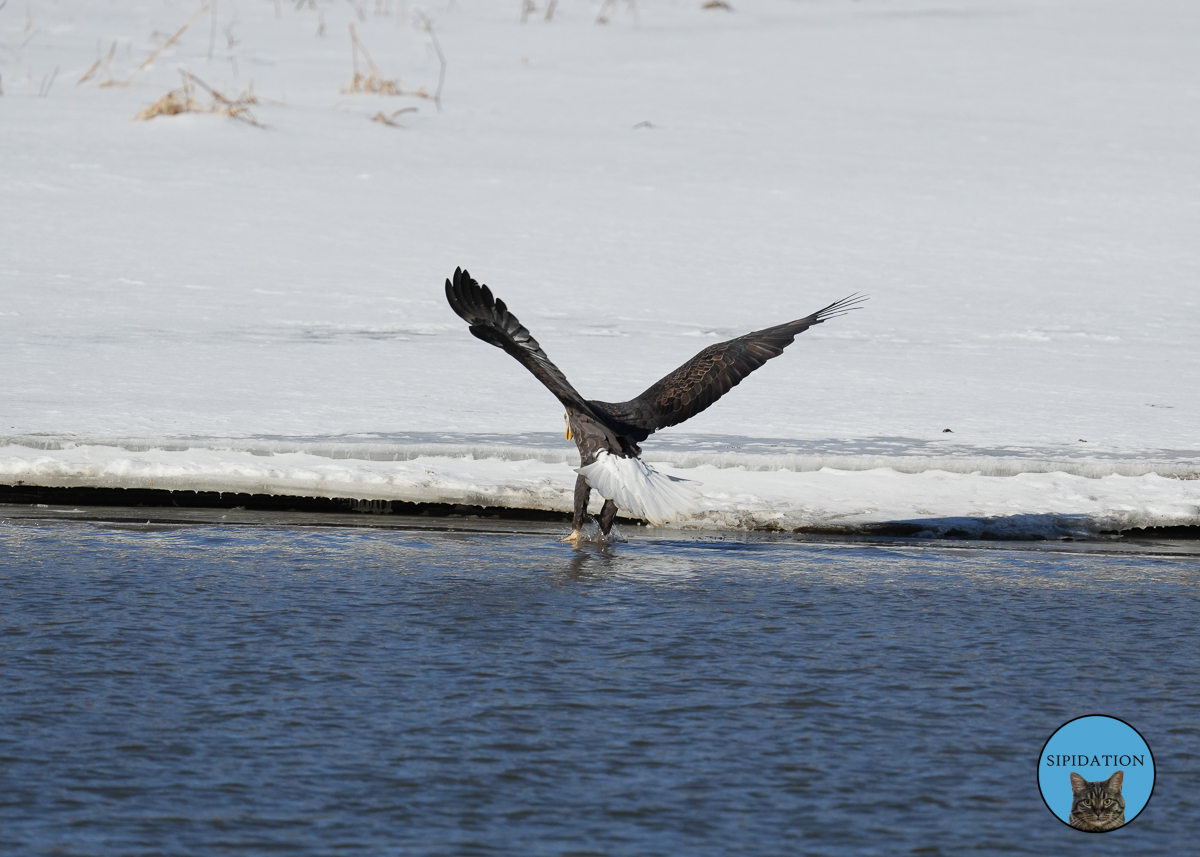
[2,515,1198,855]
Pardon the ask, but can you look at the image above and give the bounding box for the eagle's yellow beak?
[564,412,573,441]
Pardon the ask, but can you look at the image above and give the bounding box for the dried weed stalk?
[104,3,210,88]
[371,106,417,126]
[78,41,118,86]
[519,0,557,22]
[343,23,408,95]
[343,22,440,107]
[135,69,262,125]
[414,11,445,112]
[38,67,59,97]
[596,0,638,25]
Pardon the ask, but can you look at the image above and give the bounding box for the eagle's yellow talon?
[561,529,582,542]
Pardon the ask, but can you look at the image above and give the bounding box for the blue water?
[2,516,1198,855]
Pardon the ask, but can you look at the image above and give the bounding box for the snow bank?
[3,435,1197,538]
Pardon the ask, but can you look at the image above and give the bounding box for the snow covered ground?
[2,0,1198,536]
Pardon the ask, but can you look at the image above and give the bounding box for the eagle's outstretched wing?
[445,267,595,414]
[596,294,866,437]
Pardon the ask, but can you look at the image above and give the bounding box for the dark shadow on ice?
[800,513,1114,541]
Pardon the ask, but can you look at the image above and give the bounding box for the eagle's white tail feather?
[576,450,702,526]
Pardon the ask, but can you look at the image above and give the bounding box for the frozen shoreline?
[3,434,1198,539]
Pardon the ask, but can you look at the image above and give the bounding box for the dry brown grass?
[135,70,262,126]
[342,23,431,100]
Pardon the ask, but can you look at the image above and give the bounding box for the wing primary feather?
[812,292,868,322]
[592,293,867,437]
[445,267,598,416]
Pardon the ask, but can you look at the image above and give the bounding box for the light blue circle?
[1038,715,1154,825]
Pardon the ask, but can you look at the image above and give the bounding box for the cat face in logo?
[1069,770,1125,832]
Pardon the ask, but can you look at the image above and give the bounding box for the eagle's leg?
[562,473,592,542]
[598,499,619,536]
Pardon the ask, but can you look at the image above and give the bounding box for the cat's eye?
[1082,800,1092,806]
[1103,799,1113,806]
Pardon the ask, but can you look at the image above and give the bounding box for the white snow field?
[2,0,1198,536]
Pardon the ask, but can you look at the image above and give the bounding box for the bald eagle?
[445,268,864,540]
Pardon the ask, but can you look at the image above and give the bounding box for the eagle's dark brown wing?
[593,294,866,438]
[445,267,596,414]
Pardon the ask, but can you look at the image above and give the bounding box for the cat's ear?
[1070,772,1086,794]
[1106,770,1123,791]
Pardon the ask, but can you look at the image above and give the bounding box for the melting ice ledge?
[2,433,1198,539]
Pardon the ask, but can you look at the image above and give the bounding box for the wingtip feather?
[816,292,869,321]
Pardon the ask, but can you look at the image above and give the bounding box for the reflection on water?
[1,518,1197,855]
